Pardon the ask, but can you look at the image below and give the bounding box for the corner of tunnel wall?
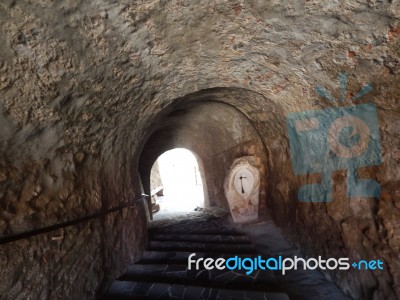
[98,136,149,286]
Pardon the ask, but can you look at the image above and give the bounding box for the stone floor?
[236,214,352,300]
[105,281,289,300]
[103,208,351,300]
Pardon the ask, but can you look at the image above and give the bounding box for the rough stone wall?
[150,160,163,191]
[1,220,102,300]
[0,1,153,297]
[1,0,400,299]
[0,207,146,299]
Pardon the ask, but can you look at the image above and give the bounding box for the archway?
[137,97,271,214]
[150,148,206,214]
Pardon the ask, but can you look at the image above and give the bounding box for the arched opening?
[150,148,206,215]
[137,96,272,217]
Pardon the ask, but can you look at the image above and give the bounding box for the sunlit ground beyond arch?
[153,148,204,214]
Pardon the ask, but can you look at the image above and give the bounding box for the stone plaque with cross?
[224,156,260,223]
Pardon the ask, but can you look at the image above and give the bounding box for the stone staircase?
[102,212,290,300]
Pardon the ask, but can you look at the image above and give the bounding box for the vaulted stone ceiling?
[0,1,399,299]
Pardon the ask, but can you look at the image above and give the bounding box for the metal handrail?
[0,195,147,245]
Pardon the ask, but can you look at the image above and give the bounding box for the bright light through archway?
[152,148,204,213]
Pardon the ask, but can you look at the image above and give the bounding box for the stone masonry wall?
[1,1,400,299]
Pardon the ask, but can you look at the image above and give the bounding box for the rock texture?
[0,0,399,299]
[150,160,163,191]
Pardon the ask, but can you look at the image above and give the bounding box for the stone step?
[148,241,257,254]
[104,280,290,300]
[149,226,244,236]
[118,263,276,290]
[139,251,262,265]
[149,233,251,244]
[149,229,244,236]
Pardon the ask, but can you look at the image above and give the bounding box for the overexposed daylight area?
[152,148,204,213]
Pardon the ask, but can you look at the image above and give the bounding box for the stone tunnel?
[0,1,399,299]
